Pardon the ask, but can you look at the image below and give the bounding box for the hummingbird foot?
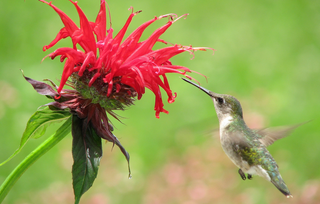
[248,174,253,180]
[238,169,246,180]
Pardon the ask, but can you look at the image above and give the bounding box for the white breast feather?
[219,115,233,139]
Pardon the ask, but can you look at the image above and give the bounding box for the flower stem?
[0,117,72,203]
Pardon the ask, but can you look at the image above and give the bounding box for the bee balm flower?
[40,0,212,118]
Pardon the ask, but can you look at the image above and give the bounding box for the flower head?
[40,0,212,118]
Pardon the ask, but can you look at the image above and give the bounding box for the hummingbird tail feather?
[270,176,292,198]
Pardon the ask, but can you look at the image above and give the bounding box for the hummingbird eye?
[217,97,224,104]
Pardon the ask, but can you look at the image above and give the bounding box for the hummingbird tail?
[270,175,293,198]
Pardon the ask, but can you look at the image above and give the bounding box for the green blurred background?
[0,0,320,203]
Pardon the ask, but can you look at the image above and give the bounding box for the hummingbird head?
[182,78,243,122]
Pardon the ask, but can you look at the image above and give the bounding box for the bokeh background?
[0,0,320,203]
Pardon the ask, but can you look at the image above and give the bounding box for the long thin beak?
[182,78,214,97]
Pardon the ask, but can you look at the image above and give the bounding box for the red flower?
[40,0,212,118]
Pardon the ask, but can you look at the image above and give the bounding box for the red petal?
[89,72,101,87]
[112,12,136,47]
[78,51,96,76]
[120,76,143,99]
[115,17,158,62]
[40,0,79,49]
[69,0,97,54]
[48,48,85,93]
[93,0,107,42]
[125,20,173,62]
[43,27,69,51]
[143,45,185,65]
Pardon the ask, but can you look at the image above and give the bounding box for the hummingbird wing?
[255,122,307,146]
[255,126,295,146]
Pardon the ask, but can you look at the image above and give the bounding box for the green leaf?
[72,115,102,204]
[0,117,72,203]
[0,107,71,166]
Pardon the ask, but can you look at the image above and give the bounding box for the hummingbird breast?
[220,133,249,169]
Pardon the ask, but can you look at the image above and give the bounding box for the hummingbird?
[182,78,295,198]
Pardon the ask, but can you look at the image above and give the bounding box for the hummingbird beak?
[182,78,215,98]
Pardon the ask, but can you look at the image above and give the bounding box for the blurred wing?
[256,122,308,146]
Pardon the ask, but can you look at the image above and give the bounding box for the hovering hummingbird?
[182,78,297,198]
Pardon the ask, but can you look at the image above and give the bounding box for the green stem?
[0,117,72,203]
